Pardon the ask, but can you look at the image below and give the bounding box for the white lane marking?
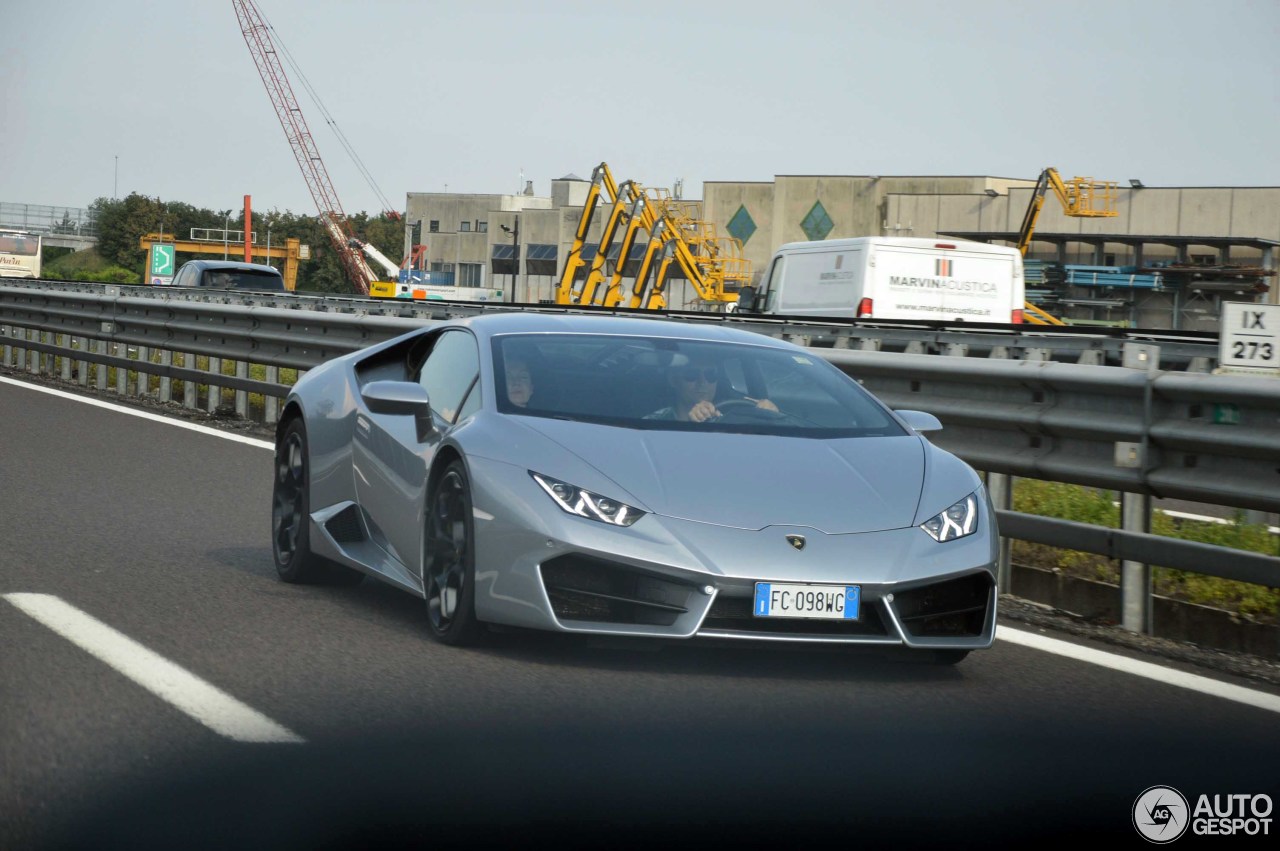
[998,625,1280,715]
[0,375,273,450]
[4,593,303,743]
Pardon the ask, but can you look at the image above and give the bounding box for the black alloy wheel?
[423,460,481,645]
[272,418,362,585]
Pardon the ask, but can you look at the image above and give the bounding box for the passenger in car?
[505,358,534,408]
[644,359,777,422]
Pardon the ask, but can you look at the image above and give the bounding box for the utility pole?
[502,217,520,302]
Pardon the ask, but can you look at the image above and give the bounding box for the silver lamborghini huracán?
[271,313,998,663]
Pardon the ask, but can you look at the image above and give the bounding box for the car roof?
[181,259,282,275]
[452,311,791,349]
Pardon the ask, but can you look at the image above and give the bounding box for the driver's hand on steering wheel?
[689,397,779,421]
[688,400,720,422]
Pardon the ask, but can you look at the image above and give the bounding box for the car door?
[353,329,480,574]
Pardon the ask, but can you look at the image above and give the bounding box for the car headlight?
[920,493,979,542]
[530,472,645,527]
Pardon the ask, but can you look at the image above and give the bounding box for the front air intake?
[540,556,698,627]
[892,573,992,638]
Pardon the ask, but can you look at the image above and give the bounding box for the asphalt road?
[2,376,1278,849]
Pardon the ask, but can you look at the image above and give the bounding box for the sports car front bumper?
[468,457,998,650]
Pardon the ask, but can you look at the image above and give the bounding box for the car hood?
[515,419,925,534]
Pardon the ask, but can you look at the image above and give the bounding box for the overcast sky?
[3,0,1277,215]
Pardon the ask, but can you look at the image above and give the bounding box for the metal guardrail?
[2,280,1277,635]
[824,348,1279,514]
[1,278,1223,369]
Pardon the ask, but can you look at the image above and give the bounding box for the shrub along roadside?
[1009,479,1280,623]
[41,246,141,284]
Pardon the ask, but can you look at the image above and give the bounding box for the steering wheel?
[714,399,786,420]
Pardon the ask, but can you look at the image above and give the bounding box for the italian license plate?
[753,583,860,620]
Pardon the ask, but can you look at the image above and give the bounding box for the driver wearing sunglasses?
[645,360,778,422]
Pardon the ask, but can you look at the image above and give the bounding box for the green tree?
[89,192,404,294]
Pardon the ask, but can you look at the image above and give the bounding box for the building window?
[476,221,488,233]
[459,221,471,232]
[1104,253,1116,266]
[458,263,483,286]
[428,220,439,233]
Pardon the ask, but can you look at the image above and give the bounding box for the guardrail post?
[2,325,12,367]
[135,346,149,397]
[95,340,107,391]
[159,349,172,402]
[60,334,71,380]
[28,329,39,374]
[42,332,54,375]
[987,472,1014,591]
[264,366,279,425]
[183,353,197,409]
[235,360,248,418]
[207,357,222,413]
[1077,350,1105,366]
[1120,492,1153,633]
[114,343,127,394]
[75,337,88,385]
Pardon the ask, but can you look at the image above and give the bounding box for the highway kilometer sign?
[1219,302,1279,375]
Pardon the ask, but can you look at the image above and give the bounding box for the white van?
[737,237,1025,324]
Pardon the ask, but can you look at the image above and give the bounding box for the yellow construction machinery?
[557,163,750,310]
[1017,168,1119,325]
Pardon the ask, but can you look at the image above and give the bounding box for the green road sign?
[150,244,175,277]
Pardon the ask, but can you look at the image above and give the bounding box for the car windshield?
[202,269,283,290]
[493,333,905,438]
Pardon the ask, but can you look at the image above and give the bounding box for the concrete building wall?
[551,177,591,210]
[702,182,774,282]
[1230,188,1280,239]
[771,177,867,245]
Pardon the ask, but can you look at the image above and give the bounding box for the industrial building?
[405,173,1278,329]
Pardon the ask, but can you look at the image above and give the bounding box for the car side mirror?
[735,285,757,313]
[895,409,943,433]
[361,380,435,440]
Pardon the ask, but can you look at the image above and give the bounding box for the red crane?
[233,0,378,294]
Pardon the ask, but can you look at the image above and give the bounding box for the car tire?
[272,417,363,586]
[931,649,971,665]
[423,459,482,646]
